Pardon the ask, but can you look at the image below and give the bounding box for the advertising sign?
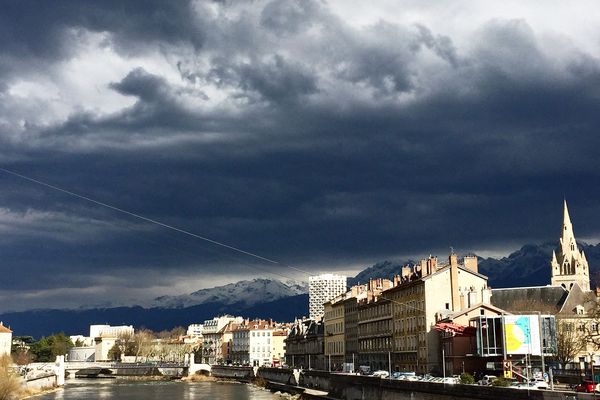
[504,315,541,355]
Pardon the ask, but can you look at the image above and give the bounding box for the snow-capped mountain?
[152,278,308,308]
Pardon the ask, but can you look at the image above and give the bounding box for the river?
[37,379,289,400]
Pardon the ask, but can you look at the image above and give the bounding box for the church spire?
[551,200,590,292]
[562,199,574,241]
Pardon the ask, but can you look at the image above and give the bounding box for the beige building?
[357,279,394,371]
[0,322,12,357]
[324,296,345,370]
[386,253,489,374]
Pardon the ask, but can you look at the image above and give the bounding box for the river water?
[38,379,287,400]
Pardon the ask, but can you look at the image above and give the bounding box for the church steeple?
[551,200,590,291]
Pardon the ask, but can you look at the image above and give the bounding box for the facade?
[357,279,394,371]
[0,322,12,357]
[342,284,367,368]
[202,315,243,364]
[93,336,118,361]
[272,329,288,366]
[551,201,591,292]
[231,323,250,365]
[384,253,489,374]
[90,324,134,339]
[324,294,347,370]
[285,318,325,370]
[434,303,510,376]
[187,324,204,338]
[309,274,347,320]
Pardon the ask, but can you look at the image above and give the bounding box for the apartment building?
[385,253,488,374]
[357,278,394,370]
[324,294,346,370]
[309,274,347,320]
[202,315,243,364]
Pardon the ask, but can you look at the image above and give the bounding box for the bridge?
[27,355,212,380]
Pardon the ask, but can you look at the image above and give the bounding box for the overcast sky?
[1,0,600,312]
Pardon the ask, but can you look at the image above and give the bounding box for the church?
[551,201,591,292]
[491,200,598,367]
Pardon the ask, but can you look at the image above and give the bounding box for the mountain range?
[3,241,599,338]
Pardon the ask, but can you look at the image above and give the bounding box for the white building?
[90,324,134,339]
[309,274,347,319]
[0,322,12,357]
[187,324,204,338]
[247,320,289,367]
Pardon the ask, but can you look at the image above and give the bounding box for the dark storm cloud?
[1,1,600,310]
[0,0,203,59]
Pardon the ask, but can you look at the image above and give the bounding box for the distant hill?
[4,242,600,338]
[1,293,308,339]
[152,278,307,308]
[348,242,600,289]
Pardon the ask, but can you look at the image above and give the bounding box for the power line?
[0,167,311,276]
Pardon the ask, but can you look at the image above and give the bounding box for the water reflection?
[39,379,283,400]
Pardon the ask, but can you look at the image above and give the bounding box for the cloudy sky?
[1,0,600,312]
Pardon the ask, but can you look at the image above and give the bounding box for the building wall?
[309,274,347,320]
[324,300,345,370]
[388,281,426,373]
[424,267,487,371]
[0,331,11,357]
[358,298,392,371]
[249,328,273,366]
[93,337,117,361]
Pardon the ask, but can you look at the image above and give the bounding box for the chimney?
[393,274,400,287]
[427,255,438,274]
[420,259,428,277]
[463,255,478,273]
[401,265,411,280]
[449,252,458,267]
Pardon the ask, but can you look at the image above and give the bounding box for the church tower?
[550,200,590,291]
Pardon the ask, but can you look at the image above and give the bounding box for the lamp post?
[589,352,596,399]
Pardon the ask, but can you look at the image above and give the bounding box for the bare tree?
[554,319,586,366]
[134,329,155,362]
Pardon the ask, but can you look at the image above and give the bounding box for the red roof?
[434,322,476,337]
[0,322,12,333]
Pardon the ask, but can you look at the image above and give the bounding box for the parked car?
[392,371,416,380]
[575,380,599,393]
[477,375,497,386]
[372,370,390,378]
[440,377,459,384]
[516,380,548,390]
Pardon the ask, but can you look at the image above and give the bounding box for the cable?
[0,167,312,277]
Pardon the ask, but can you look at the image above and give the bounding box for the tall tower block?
[550,200,590,291]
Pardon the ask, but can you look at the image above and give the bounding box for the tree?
[133,329,155,362]
[12,348,32,366]
[0,354,21,400]
[554,319,586,366]
[29,333,74,362]
[107,343,122,361]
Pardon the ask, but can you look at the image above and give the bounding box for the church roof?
[491,286,569,314]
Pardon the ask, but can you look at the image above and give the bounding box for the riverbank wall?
[212,366,580,400]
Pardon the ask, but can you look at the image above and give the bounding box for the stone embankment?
[209,366,582,400]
